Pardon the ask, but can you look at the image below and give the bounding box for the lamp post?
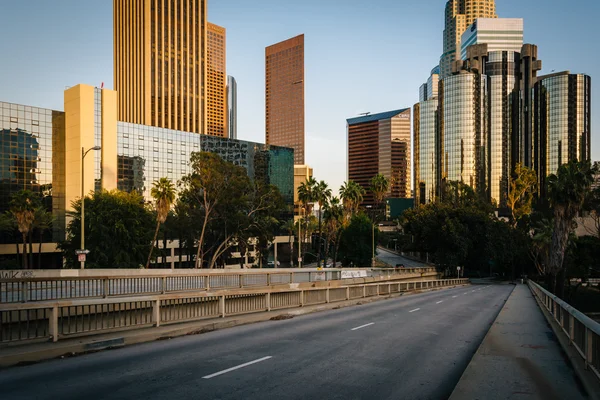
[80,146,101,269]
[298,207,305,268]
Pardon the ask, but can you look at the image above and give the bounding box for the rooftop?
[346,108,410,125]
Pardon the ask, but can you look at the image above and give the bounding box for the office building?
[293,164,313,220]
[113,0,208,134]
[440,0,497,78]
[227,75,237,139]
[533,72,592,196]
[206,22,227,137]
[266,34,305,165]
[347,109,411,207]
[461,18,523,60]
[0,84,294,265]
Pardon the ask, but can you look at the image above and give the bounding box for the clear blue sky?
[0,0,598,196]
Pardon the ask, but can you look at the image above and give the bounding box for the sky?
[0,0,599,196]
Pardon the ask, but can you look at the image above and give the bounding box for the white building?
[461,18,523,60]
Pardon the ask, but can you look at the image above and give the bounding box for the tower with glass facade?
[227,75,237,139]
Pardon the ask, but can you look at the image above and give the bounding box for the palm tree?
[323,196,344,267]
[547,160,595,295]
[370,173,390,212]
[314,180,332,267]
[297,177,317,215]
[146,178,176,269]
[339,180,365,220]
[9,190,40,269]
[281,219,296,267]
[33,207,54,269]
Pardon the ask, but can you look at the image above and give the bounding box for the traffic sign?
[298,257,302,262]
[78,254,86,262]
[76,249,90,255]
[457,266,461,271]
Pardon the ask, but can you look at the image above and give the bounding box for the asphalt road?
[0,284,514,400]
[376,246,430,268]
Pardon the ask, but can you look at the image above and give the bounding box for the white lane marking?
[351,322,375,331]
[202,356,272,379]
[409,308,420,313]
[436,300,444,304]
[452,295,458,298]
[464,292,469,295]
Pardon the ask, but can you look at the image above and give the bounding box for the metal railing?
[528,280,600,381]
[0,278,468,344]
[0,268,438,304]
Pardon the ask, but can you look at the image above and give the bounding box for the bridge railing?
[528,280,600,381]
[0,278,467,344]
[0,267,438,304]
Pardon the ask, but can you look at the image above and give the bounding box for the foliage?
[9,190,41,269]
[339,180,365,221]
[146,178,176,268]
[547,160,595,295]
[370,173,389,206]
[59,190,154,268]
[313,180,332,266]
[439,180,494,213]
[337,213,378,267]
[323,196,344,267]
[297,176,317,215]
[506,163,537,227]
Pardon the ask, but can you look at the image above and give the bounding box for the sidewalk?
[450,284,588,400]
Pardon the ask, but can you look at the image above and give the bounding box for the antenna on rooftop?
[359,112,371,116]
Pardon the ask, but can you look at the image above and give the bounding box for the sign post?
[457,266,461,279]
[76,249,90,264]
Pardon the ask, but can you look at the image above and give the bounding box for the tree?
[323,196,344,267]
[314,180,331,267]
[339,180,365,220]
[507,163,537,227]
[59,190,154,268]
[180,152,251,268]
[370,173,389,209]
[547,160,595,295]
[32,206,54,269]
[297,177,317,215]
[337,213,377,267]
[146,178,176,269]
[9,190,40,269]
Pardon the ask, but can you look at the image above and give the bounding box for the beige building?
[440,0,497,78]
[207,22,227,137]
[113,0,208,134]
[293,164,313,220]
[266,34,305,165]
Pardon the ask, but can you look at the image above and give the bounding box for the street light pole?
[80,146,101,269]
[298,207,304,268]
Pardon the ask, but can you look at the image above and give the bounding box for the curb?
[529,284,600,400]
[0,284,469,368]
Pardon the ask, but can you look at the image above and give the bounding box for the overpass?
[0,272,598,399]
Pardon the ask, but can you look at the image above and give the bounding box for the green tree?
[323,196,344,267]
[32,206,54,269]
[547,160,595,295]
[339,180,365,220]
[337,213,377,267]
[9,190,40,269]
[59,190,154,268]
[506,163,537,227]
[146,178,176,269]
[314,180,331,267]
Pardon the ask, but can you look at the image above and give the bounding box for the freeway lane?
[0,284,514,400]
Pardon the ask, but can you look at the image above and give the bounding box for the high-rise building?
[347,109,411,207]
[113,0,208,134]
[533,72,592,196]
[266,34,305,164]
[207,22,227,137]
[461,18,523,60]
[293,164,313,220]
[440,0,497,78]
[227,75,237,139]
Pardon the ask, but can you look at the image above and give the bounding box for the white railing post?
[363,285,366,298]
[267,273,271,286]
[153,300,161,327]
[103,278,109,298]
[300,290,304,306]
[326,288,330,303]
[220,295,226,318]
[239,275,244,288]
[346,286,350,300]
[49,306,58,342]
[205,275,210,291]
[290,272,294,284]
[266,292,271,311]
[161,277,166,294]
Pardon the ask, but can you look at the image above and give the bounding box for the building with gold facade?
[207,22,227,137]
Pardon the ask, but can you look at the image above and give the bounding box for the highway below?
[376,246,431,268]
[0,284,514,400]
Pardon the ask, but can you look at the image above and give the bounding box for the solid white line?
[351,322,375,331]
[409,308,420,313]
[202,356,273,379]
[436,300,443,304]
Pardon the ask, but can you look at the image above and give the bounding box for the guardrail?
[528,280,600,381]
[0,278,467,344]
[0,268,438,304]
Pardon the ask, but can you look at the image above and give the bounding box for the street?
[376,246,430,268]
[0,284,514,400]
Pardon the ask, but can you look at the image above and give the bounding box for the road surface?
[376,246,430,268]
[0,284,514,400]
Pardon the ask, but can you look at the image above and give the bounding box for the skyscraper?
[440,0,497,78]
[266,34,305,165]
[113,0,208,134]
[461,18,523,60]
[207,22,227,137]
[227,75,237,139]
[347,109,411,207]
